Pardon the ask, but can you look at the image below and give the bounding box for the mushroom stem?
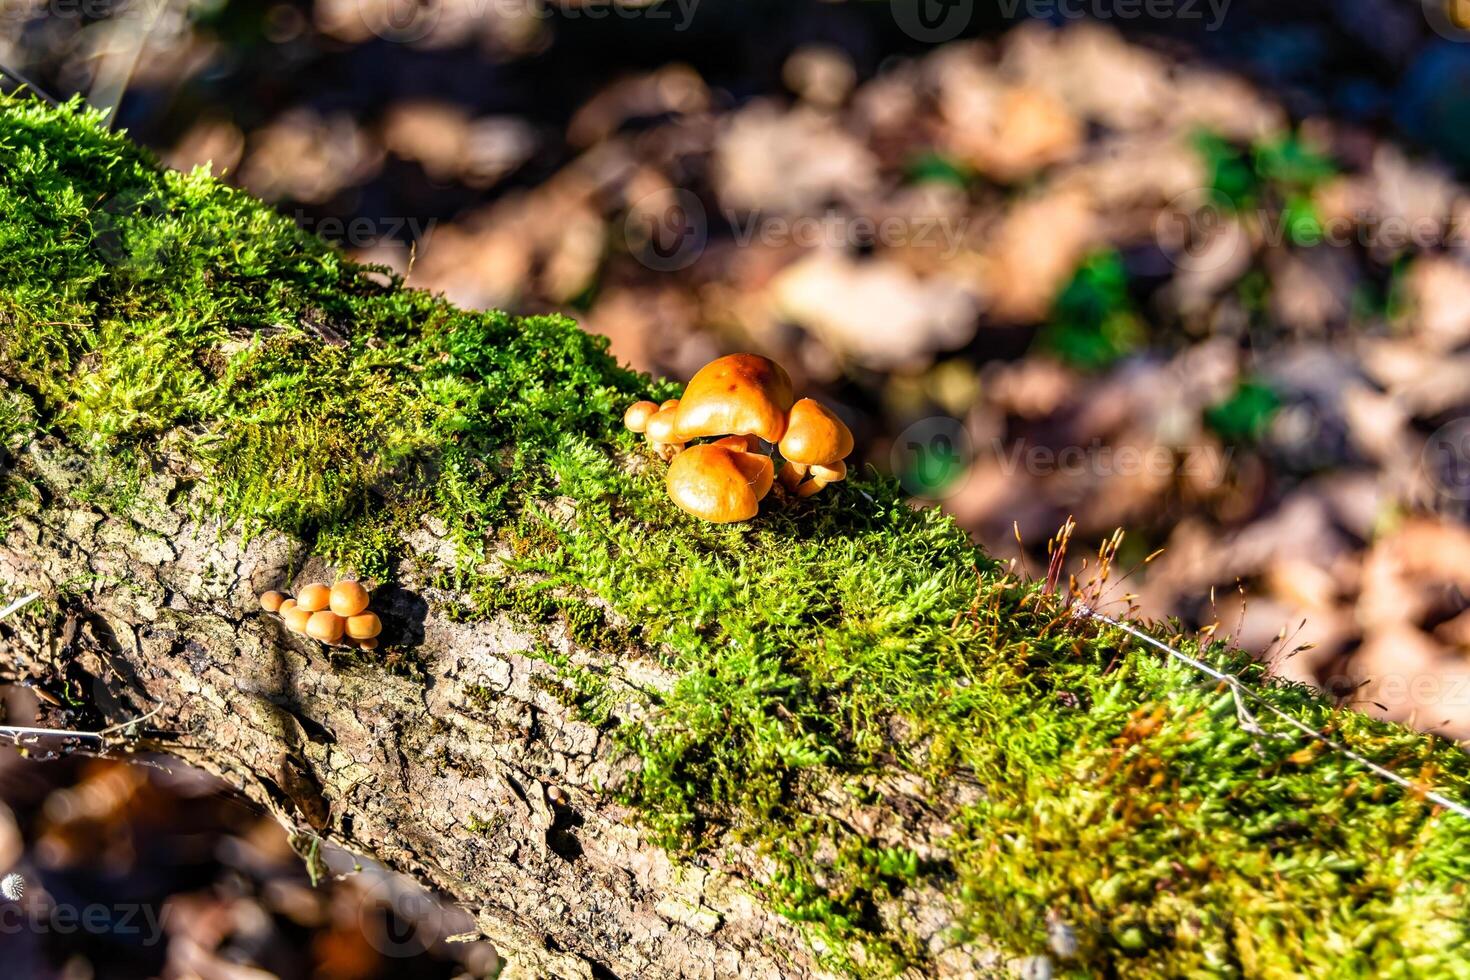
[652,441,686,461]
[795,477,827,498]
[794,459,846,498]
[779,460,807,491]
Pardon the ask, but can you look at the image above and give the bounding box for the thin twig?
[0,592,40,621]
[0,706,165,752]
[1073,603,1470,823]
[0,63,60,107]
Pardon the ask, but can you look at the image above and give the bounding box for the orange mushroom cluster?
[259,579,383,650]
[624,353,853,522]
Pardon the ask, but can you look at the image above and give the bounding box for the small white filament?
[1074,604,1470,823]
[1,873,24,901]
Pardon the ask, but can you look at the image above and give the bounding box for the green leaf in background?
[903,151,973,188]
[1039,250,1147,370]
[1282,193,1324,246]
[1205,379,1281,443]
[1253,133,1339,191]
[1194,130,1257,209]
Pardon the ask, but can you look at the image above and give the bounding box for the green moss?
[6,96,1470,978]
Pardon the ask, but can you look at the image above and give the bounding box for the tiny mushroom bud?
[259,591,286,612]
[674,353,795,445]
[778,398,853,496]
[346,612,383,640]
[360,637,379,651]
[307,611,346,644]
[279,598,298,616]
[623,401,659,433]
[297,583,331,612]
[282,605,312,633]
[666,443,772,522]
[330,580,370,617]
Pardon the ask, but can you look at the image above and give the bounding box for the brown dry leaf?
[1399,255,1470,351]
[1349,626,1470,740]
[941,76,1082,181]
[165,118,245,177]
[714,102,878,214]
[239,109,382,204]
[568,65,709,146]
[783,45,858,109]
[1001,22,1170,132]
[983,187,1096,322]
[770,254,980,370]
[381,101,471,182]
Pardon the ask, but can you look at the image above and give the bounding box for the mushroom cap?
[279,598,298,615]
[259,591,286,612]
[346,612,383,640]
[645,403,681,444]
[330,580,370,617]
[623,401,659,433]
[282,606,312,633]
[674,354,794,444]
[666,444,768,522]
[712,437,774,500]
[778,398,853,466]
[810,459,847,483]
[306,610,345,644]
[360,637,380,651]
[297,583,331,612]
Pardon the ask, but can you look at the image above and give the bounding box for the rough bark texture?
[0,437,981,980]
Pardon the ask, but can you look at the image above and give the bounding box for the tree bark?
[0,436,984,979]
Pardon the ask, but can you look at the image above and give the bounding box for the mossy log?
[4,97,1470,979]
[0,437,870,978]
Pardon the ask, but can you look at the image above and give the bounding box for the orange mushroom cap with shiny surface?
[296,583,331,612]
[307,611,346,644]
[346,612,383,640]
[673,354,794,444]
[666,443,772,522]
[330,580,370,617]
[778,398,853,466]
[623,401,659,433]
[282,605,311,633]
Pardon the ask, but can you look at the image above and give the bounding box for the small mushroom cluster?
[259,579,383,649]
[624,353,853,523]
